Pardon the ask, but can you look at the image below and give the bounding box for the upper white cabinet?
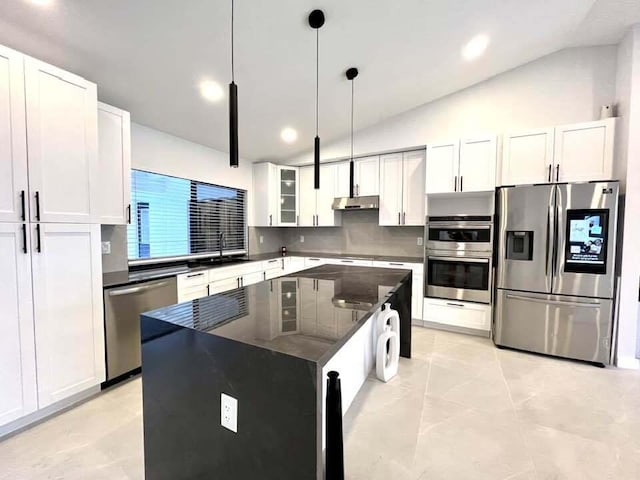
[425,141,459,194]
[500,119,615,186]
[379,150,426,226]
[0,45,29,223]
[24,57,98,223]
[299,164,341,227]
[426,136,497,194]
[31,223,104,408]
[251,163,300,227]
[0,223,37,426]
[335,156,380,197]
[277,166,299,226]
[501,128,555,185]
[553,118,615,183]
[96,102,131,225]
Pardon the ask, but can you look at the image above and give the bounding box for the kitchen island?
[140,264,412,480]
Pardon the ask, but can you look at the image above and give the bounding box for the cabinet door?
[0,46,29,223]
[425,141,458,194]
[379,153,404,226]
[459,136,497,192]
[298,165,316,227]
[277,166,299,226]
[316,280,337,338]
[354,156,379,196]
[252,162,278,227]
[25,58,98,223]
[209,276,241,295]
[316,163,340,226]
[554,119,615,183]
[31,224,104,408]
[501,128,554,186]
[178,284,209,302]
[402,150,426,226]
[335,308,357,337]
[96,103,131,225]
[0,224,37,426]
[242,271,264,287]
[334,161,351,197]
[298,277,317,335]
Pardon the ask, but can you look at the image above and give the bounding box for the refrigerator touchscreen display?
[564,209,609,274]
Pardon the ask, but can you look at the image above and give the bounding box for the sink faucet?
[218,231,225,262]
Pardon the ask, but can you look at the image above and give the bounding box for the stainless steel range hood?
[331,195,379,210]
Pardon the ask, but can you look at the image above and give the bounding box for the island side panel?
[387,274,412,358]
[141,317,318,480]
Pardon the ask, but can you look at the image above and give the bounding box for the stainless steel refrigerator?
[494,181,619,365]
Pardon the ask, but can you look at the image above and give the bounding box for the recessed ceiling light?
[27,0,53,6]
[199,81,224,102]
[280,127,298,144]
[462,34,490,61]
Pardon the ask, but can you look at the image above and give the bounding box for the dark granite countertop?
[141,265,411,365]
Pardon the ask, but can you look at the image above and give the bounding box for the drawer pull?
[389,262,404,266]
[446,302,465,308]
[186,272,205,278]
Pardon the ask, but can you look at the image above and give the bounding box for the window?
[127,170,247,262]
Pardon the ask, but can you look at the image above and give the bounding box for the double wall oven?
[425,216,493,304]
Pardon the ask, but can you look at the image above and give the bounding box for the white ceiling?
[0,0,638,162]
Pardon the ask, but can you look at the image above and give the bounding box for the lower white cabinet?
[423,298,491,332]
[179,285,209,302]
[325,258,373,267]
[243,270,264,286]
[209,276,241,295]
[305,257,326,268]
[31,223,104,408]
[0,224,38,426]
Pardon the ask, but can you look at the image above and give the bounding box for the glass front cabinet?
[277,166,299,226]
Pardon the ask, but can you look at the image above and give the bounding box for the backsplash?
[280,210,424,257]
[101,225,129,273]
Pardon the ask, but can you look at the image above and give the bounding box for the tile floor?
[1,327,639,479]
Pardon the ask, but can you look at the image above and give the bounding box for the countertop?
[103,251,423,289]
[141,264,411,364]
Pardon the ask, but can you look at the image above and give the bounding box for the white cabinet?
[501,128,555,185]
[379,150,426,226]
[371,261,424,320]
[277,166,299,226]
[335,156,380,197]
[325,258,373,267]
[425,141,458,194]
[299,164,341,227]
[426,137,497,194]
[553,119,615,183]
[179,285,209,302]
[24,57,98,224]
[305,257,327,268]
[458,136,497,193]
[252,162,279,227]
[96,102,131,225]
[31,224,104,408]
[177,270,209,302]
[0,224,38,426]
[209,276,241,295]
[0,45,29,223]
[423,298,491,333]
[500,119,616,186]
[243,270,264,286]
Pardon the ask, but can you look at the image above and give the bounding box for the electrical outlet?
[300,235,305,243]
[101,241,111,254]
[417,237,423,246]
[259,235,264,244]
[221,393,238,433]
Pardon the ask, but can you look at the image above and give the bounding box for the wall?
[101,123,253,272]
[614,25,640,368]
[288,46,617,165]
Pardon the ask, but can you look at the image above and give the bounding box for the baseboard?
[0,385,101,440]
[616,356,640,369]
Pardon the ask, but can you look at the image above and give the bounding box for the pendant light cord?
[231,0,235,82]
[316,29,319,136]
[350,78,354,161]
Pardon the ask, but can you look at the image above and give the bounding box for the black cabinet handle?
[454,176,458,192]
[35,224,41,253]
[126,204,131,224]
[460,176,464,192]
[555,165,559,182]
[35,191,41,221]
[186,272,204,278]
[269,214,272,226]
[20,190,26,221]
[22,224,27,254]
[398,212,401,225]
[547,164,552,183]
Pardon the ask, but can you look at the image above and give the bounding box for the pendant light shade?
[229,0,239,168]
[346,67,358,198]
[309,9,325,189]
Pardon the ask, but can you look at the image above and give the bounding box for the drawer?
[262,258,284,271]
[325,258,373,267]
[305,257,327,267]
[177,270,209,289]
[265,267,283,280]
[285,256,307,273]
[423,298,491,331]
[210,261,263,281]
[372,260,423,274]
[177,284,209,302]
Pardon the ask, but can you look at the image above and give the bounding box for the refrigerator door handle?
[505,294,601,309]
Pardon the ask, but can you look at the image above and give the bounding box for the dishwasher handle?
[108,281,171,297]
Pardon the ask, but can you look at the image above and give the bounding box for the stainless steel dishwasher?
[104,277,177,383]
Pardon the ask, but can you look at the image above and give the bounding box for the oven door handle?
[427,256,489,263]
[428,223,492,229]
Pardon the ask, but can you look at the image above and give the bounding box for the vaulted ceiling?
[0,0,638,162]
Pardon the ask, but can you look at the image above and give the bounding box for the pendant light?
[309,9,325,189]
[346,67,358,198]
[229,0,239,168]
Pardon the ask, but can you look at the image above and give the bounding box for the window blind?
[127,169,247,262]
